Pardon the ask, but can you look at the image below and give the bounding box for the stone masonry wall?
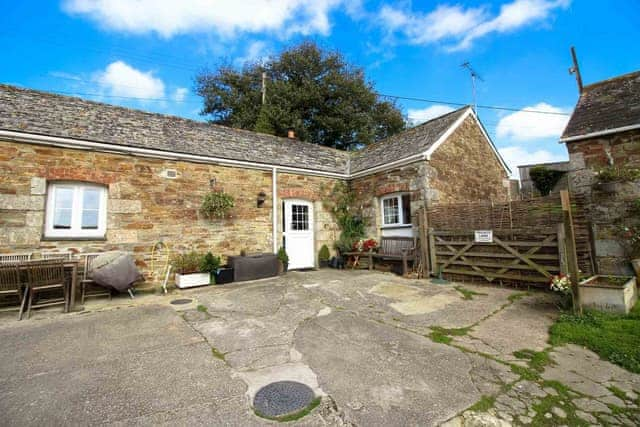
[566,129,640,275]
[0,140,341,279]
[350,162,428,238]
[428,115,510,204]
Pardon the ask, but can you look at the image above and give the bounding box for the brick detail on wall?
[375,183,410,197]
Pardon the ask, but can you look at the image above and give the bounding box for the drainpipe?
[272,167,278,253]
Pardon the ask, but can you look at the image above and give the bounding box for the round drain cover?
[170,298,192,305]
[253,381,315,418]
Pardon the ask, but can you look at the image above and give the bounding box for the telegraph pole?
[569,46,584,94]
[261,71,267,105]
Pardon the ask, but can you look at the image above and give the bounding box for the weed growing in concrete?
[507,292,529,303]
[468,395,496,412]
[197,304,208,312]
[513,348,553,372]
[428,326,470,344]
[510,364,540,381]
[454,286,488,300]
[211,347,226,361]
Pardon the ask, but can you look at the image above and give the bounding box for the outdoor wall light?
[257,191,267,208]
[209,178,217,188]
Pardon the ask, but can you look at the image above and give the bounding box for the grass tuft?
[211,347,226,361]
[454,286,488,300]
[468,395,495,412]
[197,304,208,312]
[513,348,553,372]
[510,364,540,381]
[254,396,322,422]
[428,325,471,344]
[507,292,529,302]
[549,305,640,374]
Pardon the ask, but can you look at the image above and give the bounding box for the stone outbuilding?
[560,70,640,274]
[0,84,511,273]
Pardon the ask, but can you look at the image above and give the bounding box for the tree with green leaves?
[195,41,405,150]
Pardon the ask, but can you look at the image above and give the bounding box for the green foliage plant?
[318,244,330,262]
[200,191,235,219]
[595,166,640,183]
[324,182,366,254]
[277,247,289,266]
[529,166,565,196]
[172,251,202,274]
[200,252,221,278]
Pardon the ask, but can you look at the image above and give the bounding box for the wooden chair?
[0,263,25,320]
[0,253,33,264]
[79,253,112,304]
[25,260,68,319]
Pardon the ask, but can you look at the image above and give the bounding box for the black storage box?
[213,267,234,284]
[227,253,279,282]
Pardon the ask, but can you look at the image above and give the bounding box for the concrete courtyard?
[1,270,639,426]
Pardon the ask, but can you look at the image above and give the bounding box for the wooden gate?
[428,228,563,285]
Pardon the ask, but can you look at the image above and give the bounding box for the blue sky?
[1,1,639,177]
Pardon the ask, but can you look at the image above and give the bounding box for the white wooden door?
[284,199,314,269]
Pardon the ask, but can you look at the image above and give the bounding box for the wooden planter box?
[579,275,637,314]
[175,272,211,289]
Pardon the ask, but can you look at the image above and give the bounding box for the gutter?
[560,123,640,143]
[0,130,349,180]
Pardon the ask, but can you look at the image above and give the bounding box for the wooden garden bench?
[371,236,417,275]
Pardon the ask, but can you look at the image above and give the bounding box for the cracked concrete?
[1,269,639,426]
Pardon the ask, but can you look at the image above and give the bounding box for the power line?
[377,93,570,116]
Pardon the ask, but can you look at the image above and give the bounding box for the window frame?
[44,182,108,239]
[380,193,412,228]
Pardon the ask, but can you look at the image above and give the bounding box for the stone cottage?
[560,70,640,274]
[0,84,510,273]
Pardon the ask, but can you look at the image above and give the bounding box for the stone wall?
[566,129,640,275]
[0,140,341,279]
[350,162,427,238]
[428,116,510,204]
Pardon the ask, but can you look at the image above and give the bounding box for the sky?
[1,1,639,178]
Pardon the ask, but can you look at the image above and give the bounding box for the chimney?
[287,128,296,139]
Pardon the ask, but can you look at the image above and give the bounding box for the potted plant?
[172,251,210,288]
[318,244,330,268]
[199,252,221,285]
[200,190,235,219]
[594,166,640,193]
[277,247,289,274]
[549,273,573,310]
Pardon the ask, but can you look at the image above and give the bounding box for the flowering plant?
[353,238,378,252]
[549,273,571,294]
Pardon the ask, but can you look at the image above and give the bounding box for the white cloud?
[499,145,567,179]
[496,102,570,141]
[93,61,165,100]
[407,105,455,126]
[379,0,570,50]
[173,87,189,103]
[63,0,352,38]
[235,41,271,66]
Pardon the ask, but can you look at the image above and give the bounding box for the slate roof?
[0,84,481,176]
[0,84,350,174]
[350,106,470,173]
[562,70,640,140]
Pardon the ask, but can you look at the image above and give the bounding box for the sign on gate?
[474,230,493,243]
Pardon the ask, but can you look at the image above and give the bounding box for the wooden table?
[17,260,79,315]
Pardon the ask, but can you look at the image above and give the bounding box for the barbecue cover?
[90,252,143,292]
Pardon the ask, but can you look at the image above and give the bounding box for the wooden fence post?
[421,208,430,277]
[557,223,568,275]
[428,227,437,276]
[560,190,582,314]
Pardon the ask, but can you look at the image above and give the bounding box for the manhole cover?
[253,381,315,418]
[170,298,193,305]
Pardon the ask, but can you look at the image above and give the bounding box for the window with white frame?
[381,193,411,227]
[45,182,107,239]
